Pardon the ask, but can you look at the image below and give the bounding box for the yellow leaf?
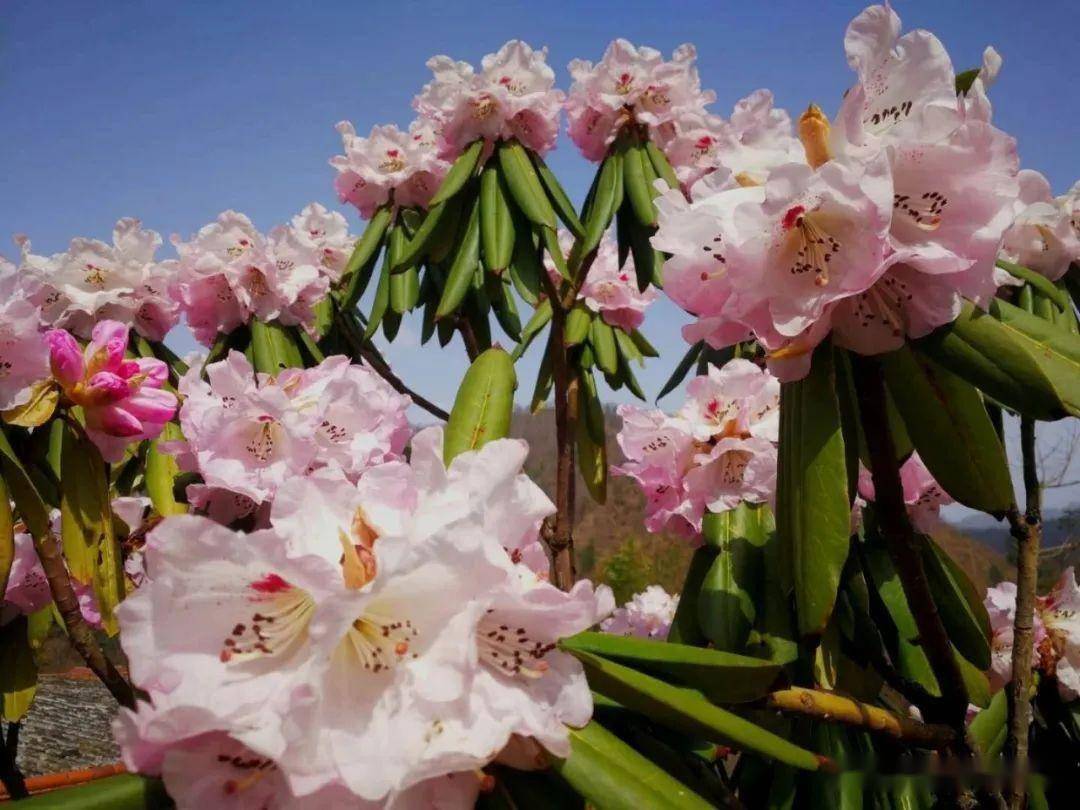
[1,379,58,427]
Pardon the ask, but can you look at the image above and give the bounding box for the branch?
[455,317,482,362]
[764,687,956,750]
[1005,417,1041,810]
[334,308,450,421]
[30,529,135,709]
[850,355,969,732]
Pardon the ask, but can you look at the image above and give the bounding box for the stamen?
[220,580,314,664]
[785,209,840,287]
[340,609,418,673]
[894,191,946,231]
[477,613,554,680]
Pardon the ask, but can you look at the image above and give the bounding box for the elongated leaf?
[0,426,51,539]
[145,423,187,517]
[919,534,990,670]
[497,140,557,229]
[249,319,303,374]
[338,205,391,308]
[658,342,703,402]
[576,151,621,265]
[480,163,515,274]
[512,298,552,361]
[436,196,481,319]
[13,774,172,809]
[0,615,37,721]
[429,138,484,207]
[614,327,643,366]
[531,151,585,238]
[2,379,58,427]
[968,689,1007,758]
[699,504,772,653]
[777,343,850,637]
[629,329,659,358]
[363,236,394,339]
[539,223,570,280]
[0,474,13,597]
[576,651,825,771]
[589,318,619,376]
[914,299,1080,420]
[614,343,646,401]
[488,276,522,341]
[444,348,516,465]
[396,199,451,270]
[623,140,658,227]
[551,721,714,810]
[623,203,663,291]
[579,366,606,445]
[564,305,592,347]
[644,139,680,190]
[509,224,543,305]
[576,371,607,504]
[529,338,554,412]
[667,546,716,646]
[562,631,786,704]
[882,347,1014,513]
[996,260,1069,308]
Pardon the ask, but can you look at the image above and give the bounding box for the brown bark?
[1005,417,1041,810]
[851,355,969,731]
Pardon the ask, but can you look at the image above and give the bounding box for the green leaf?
[561,632,786,704]
[338,205,391,309]
[657,342,703,402]
[0,426,52,540]
[0,615,37,722]
[914,299,1080,420]
[488,275,522,342]
[919,535,991,671]
[480,163,516,274]
[624,206,663,291]
[512,298,552,361]
[508,224,543,305]
[436,196,481,319]
[623,140,658,228]
[0,473,13,598]
[428,138,484,207]
[574,651,824,770]
[60,421,123,634]
[531,151,585,239]
[395,200,451,271]
[629,329,659,358]
[644,139,681,190]
[551,721,714,810]
[968,689,1007,759]
[12,774,173,809]
[589,318,619,376]
[776,343,850,637]
[882,346,1014,513]
[576,371,607,504]
[529,338,554,412]
[249,319,303,374]
[145,422,187,517]
[363,234,394,339]
[389,265,420,314]
[444,348,516,465]
[564,305,592,348]
[497,140,557,229]
[539,223,570,280]
[575,150,622,269]
[667,546,716,646]
[954,68,979,94]
[996,260,1069,309]
[614,327,643,366]
[699,504,772,653]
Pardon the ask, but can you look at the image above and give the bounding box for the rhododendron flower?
[170,211,329,346]
[986,567,1080,700]
[566,40,715,161]
[653,109,728,190]
[602,586,679,639]
[414,40,564,158]
[330,121,448,219]
[1000,170,1080,282]
[857,451,953,534]
[119,428,611,801]
[613,361,780,537]
[289,203,356,283]
[546,232,657,331]
[46,321,177,462]
[168,351,410,517]
[17,220,179,341]
[0,256,50,411]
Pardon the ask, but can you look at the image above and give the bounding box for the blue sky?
[2,0,1077,515]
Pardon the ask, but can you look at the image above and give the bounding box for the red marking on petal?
[782,205,806,231]
[250,573,290,594]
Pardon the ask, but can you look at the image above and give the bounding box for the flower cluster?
[17,219,179,342]
[546,232,658,332]
[330,120,449,219]
[602,585,679,639]
[652,4,1024,380]
[856,452,953,534]
[115,427,613,806]
[1001,171,1080,281]
[169,206,347,346]
[46,321,177,462]
[614,359,779,538]
[0,255,50,412]
[986,567,1080,700]
[166,351,411,524]
[414,40,565,158]
[566,40,715,162]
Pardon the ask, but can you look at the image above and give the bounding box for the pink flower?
[602,586,679,639]
[18,220,179,341]
[856,451,953,534]
[1000,170,1080,282]
[46,321,176,462]
[414,40,565,158]
[170,211,329,346]
[566,40,715,161]
[330,121,449,219]
[986,567,1080,700]
[0,256,50,412]
[288,203,356,284]
[681,359,780,443]
[545,232,657,331]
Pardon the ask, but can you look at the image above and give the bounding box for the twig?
[334,309,449,421]
[455,318,482,362]
[764,687,956,750]
[1005,417,1041,810]
[850,355,969,732]
[30,529,135,709]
